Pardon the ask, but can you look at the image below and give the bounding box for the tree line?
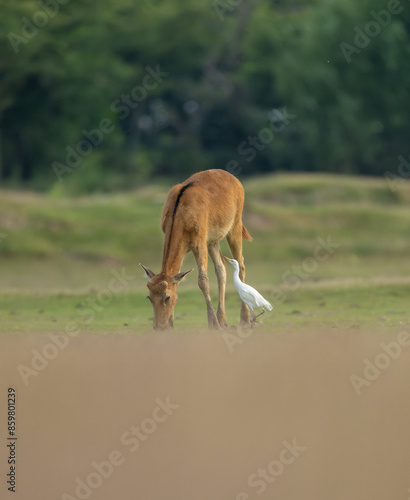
[1,0,409,192]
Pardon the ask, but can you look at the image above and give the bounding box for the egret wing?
[239,283,273,311]
[237,287,256,310]
[237,283,259,308]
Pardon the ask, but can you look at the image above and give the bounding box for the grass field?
[1,172,410,333]
[2,173,410,500]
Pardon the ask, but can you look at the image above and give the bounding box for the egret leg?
[250,310,257,327]
[254,309,265,321]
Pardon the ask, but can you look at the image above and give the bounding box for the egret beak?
[224,256,233,263]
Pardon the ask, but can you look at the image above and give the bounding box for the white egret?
[224,257,273,324]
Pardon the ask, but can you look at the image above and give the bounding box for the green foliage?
[1,0,410,191]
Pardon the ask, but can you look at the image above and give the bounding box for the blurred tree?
[0,0,409,191]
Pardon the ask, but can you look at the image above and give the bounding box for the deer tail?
[242,224,252,241]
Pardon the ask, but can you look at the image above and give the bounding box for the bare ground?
[1,328,410,500]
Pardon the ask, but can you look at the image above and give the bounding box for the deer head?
[140,264,193,330]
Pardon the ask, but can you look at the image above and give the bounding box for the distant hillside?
[1,173,410,267]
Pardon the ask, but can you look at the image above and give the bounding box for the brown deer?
[140,169,252,330]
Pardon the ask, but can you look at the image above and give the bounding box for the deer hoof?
[208,315,221,330]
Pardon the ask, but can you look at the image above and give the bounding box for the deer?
[140,169,252,330]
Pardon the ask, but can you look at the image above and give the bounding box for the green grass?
[1,282,409,334]
[1,172,410,333]
[0,187,166,262]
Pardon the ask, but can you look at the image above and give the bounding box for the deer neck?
[161,225,187,276]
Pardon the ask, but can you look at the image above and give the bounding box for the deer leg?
[227,223,252,328]
[192,244,220,330]
[227,224,251,327]
[208,242,228,328]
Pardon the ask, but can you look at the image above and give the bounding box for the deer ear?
[139,263,155,281]
[172,269,194,283]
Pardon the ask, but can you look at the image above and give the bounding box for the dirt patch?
[1,328,410,500]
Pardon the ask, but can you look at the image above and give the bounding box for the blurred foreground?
[1,329,410,500]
